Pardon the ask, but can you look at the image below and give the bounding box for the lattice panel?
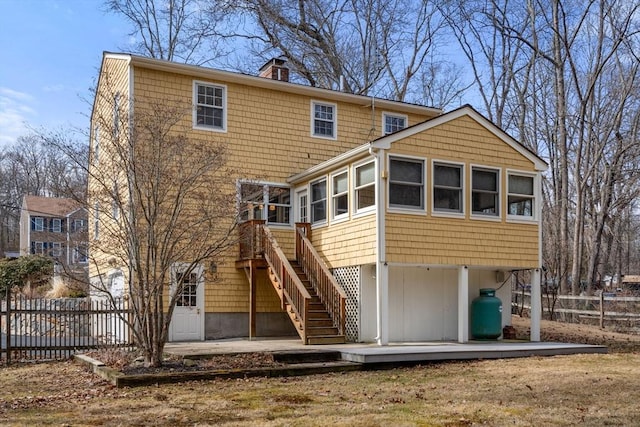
[332,266,360,342]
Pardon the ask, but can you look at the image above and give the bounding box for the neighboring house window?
[73,219,86,232]
[389,157,424,210]
[355,161,375,212]
[93,125,100,165]
[73,244,88,264]
[51,218,62,233]
[238,182,291,225]
[433,162,463,213]
[311,101,336,139]
[310,178,327,224]
[472,167,500,216]
[31,242,44,255]
[194,82,226,131]
[93,202,99,240]
[508,173,535,218]
[383,113,407,135]
[113,93,120,138]
[332,171,349,219]
[50,242,62,258]
[31,217,44,231]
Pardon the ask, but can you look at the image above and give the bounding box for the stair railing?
[295,223,347,336]
[261,225,311,342]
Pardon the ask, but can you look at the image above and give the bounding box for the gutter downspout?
[369,145,388,346]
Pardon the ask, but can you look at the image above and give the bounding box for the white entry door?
[169,263,205,341]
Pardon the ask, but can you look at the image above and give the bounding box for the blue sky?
[0,0,131,146]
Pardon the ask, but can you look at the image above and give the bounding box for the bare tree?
[49,79,240,366]
[104,0,226,65]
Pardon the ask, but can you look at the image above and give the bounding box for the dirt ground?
[1,317,639,426]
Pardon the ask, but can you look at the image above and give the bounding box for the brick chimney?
[259,58,289,82]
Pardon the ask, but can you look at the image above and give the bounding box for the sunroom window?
[355,161,375,211]
[310,179,327,224]
[472,167,499,216]
[332,171,349,219]
[433,163,463,213]
[389,157,424,209]
[508,174,535,217]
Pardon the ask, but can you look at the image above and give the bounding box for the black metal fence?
[1,290,133,363]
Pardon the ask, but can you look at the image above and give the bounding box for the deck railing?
[295,223,347,336]
[238,219,266,260]
[261,225,311,342]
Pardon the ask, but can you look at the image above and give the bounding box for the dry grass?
[2,318,639,426]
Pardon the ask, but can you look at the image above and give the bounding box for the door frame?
[169,262,205,341]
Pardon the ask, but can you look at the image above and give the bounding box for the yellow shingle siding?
[384,115,539,268]
[311,215,377,268]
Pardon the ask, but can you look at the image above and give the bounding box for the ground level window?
[508,174,535,217]
[472,167,499,216]
[433,163,463,213]
[389,157,424,209]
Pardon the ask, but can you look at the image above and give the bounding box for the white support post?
[458,265,469,343]
[376,262,389,346]
[530,268,541,341]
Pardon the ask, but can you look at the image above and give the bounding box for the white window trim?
[310,177,328,227]
[506,169,538,222]
[33,217,44,231]
[193,81,228,133]
[352,159,376,217]
[382,112,408,135]
[310,100,337,140]
[387,154,426,213]
[431,159,465,218]
[470,164,502,221]
[295,187,309,223]
[51,242,62,257]
[330,169,350,223]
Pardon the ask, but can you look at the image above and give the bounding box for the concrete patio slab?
[165,338,607,364]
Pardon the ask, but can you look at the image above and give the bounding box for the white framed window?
[194,81,226,131]
[507,172,536,219]
[238,181,291,225]
[310,178,327,224]
[389,156,425,210]
[354,160,375,213]
[471,166,500,217]
[73,219,86,232]
[31,217,44,231]
[31,241,44,255]
[50,242,62,257]
[51,218,62,233]
[311,101,336,139]
[73,244,88,264]
[383,112,407,135]
[331,170,349,220]
[433,162,464,214]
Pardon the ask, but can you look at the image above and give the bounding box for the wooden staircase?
[238,220,346,345]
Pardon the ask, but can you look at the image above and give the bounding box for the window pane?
[390,159,422,183]
[311,181,326,200]
[509,175,534,195]
[311,180,327,223]
[334,194,348,216]
[508,196,533,216]
[312,200,326,222]
[356,162,375,186]
[434,188,461,211]
[473,192,498,214]
[390,183,422,207]
[357,186,375,209]
[333,173,348,194]
[434,164,461,187]
[473,169,497,191]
